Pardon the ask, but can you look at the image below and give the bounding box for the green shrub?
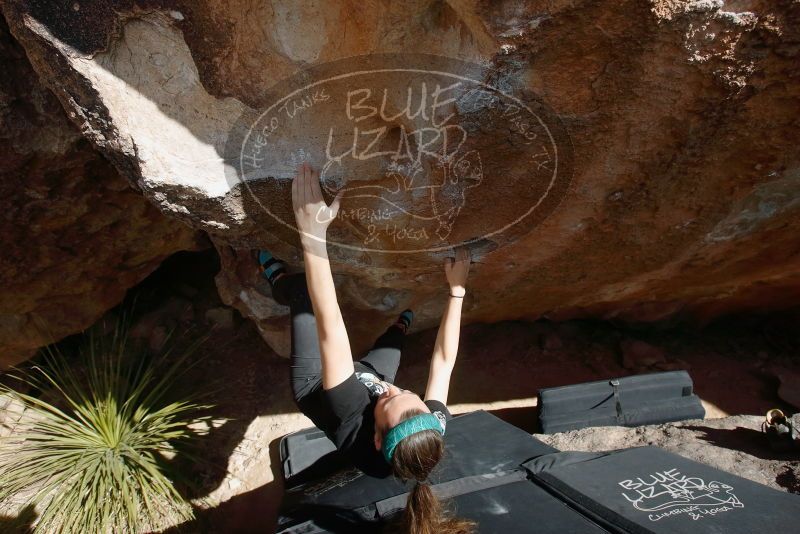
[0,320,212,533]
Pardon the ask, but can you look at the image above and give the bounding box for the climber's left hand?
[292,162,343,247]
[445,246,471,296]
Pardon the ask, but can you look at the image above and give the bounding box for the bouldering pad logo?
[619,468,744,522]
[226,54,572,255]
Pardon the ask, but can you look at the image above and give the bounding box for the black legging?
[272,273,404,429]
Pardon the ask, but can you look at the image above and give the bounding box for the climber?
[256,162,474,534]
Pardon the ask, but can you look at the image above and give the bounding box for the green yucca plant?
[0,316,213,533]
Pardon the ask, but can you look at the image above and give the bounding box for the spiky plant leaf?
[0,316,213,533]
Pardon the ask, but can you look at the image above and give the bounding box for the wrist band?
[449,293,465,298]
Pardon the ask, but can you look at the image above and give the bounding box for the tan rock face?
[2,1,799,357]
[0,16,204,368]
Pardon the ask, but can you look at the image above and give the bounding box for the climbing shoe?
[255,249,287,286]
[394,309,414,334]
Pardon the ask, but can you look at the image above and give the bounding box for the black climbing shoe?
[393,309,414,334]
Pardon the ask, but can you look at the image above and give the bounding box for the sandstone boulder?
[2,1,799,357]
[620,338,667,369]
[0,15,204,368]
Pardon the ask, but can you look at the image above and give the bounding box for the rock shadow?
[681,424,798,461]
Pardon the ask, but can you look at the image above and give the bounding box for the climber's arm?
[303,241,354,389]
[424,292,463,405]
[292,163,352,389]
[425,247,471,405]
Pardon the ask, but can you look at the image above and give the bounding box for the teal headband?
[382,413,445,463]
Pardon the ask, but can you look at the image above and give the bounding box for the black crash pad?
[279,410,557,525]
[538,370,705,434]
[450,475,609,533]
[526,446,800,534]
[277,471,610,534]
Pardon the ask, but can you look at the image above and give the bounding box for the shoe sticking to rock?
[255,249,287,287]
[393,309,414,334]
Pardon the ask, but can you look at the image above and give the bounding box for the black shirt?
[322,362,452,477]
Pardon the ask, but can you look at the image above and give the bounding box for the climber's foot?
[392,309,414,335]
[255,249,287,287]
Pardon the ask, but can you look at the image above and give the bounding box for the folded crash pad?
[280,427,343,488]
[538,370,705,434]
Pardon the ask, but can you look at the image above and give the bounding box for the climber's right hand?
[292,162,343,248]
